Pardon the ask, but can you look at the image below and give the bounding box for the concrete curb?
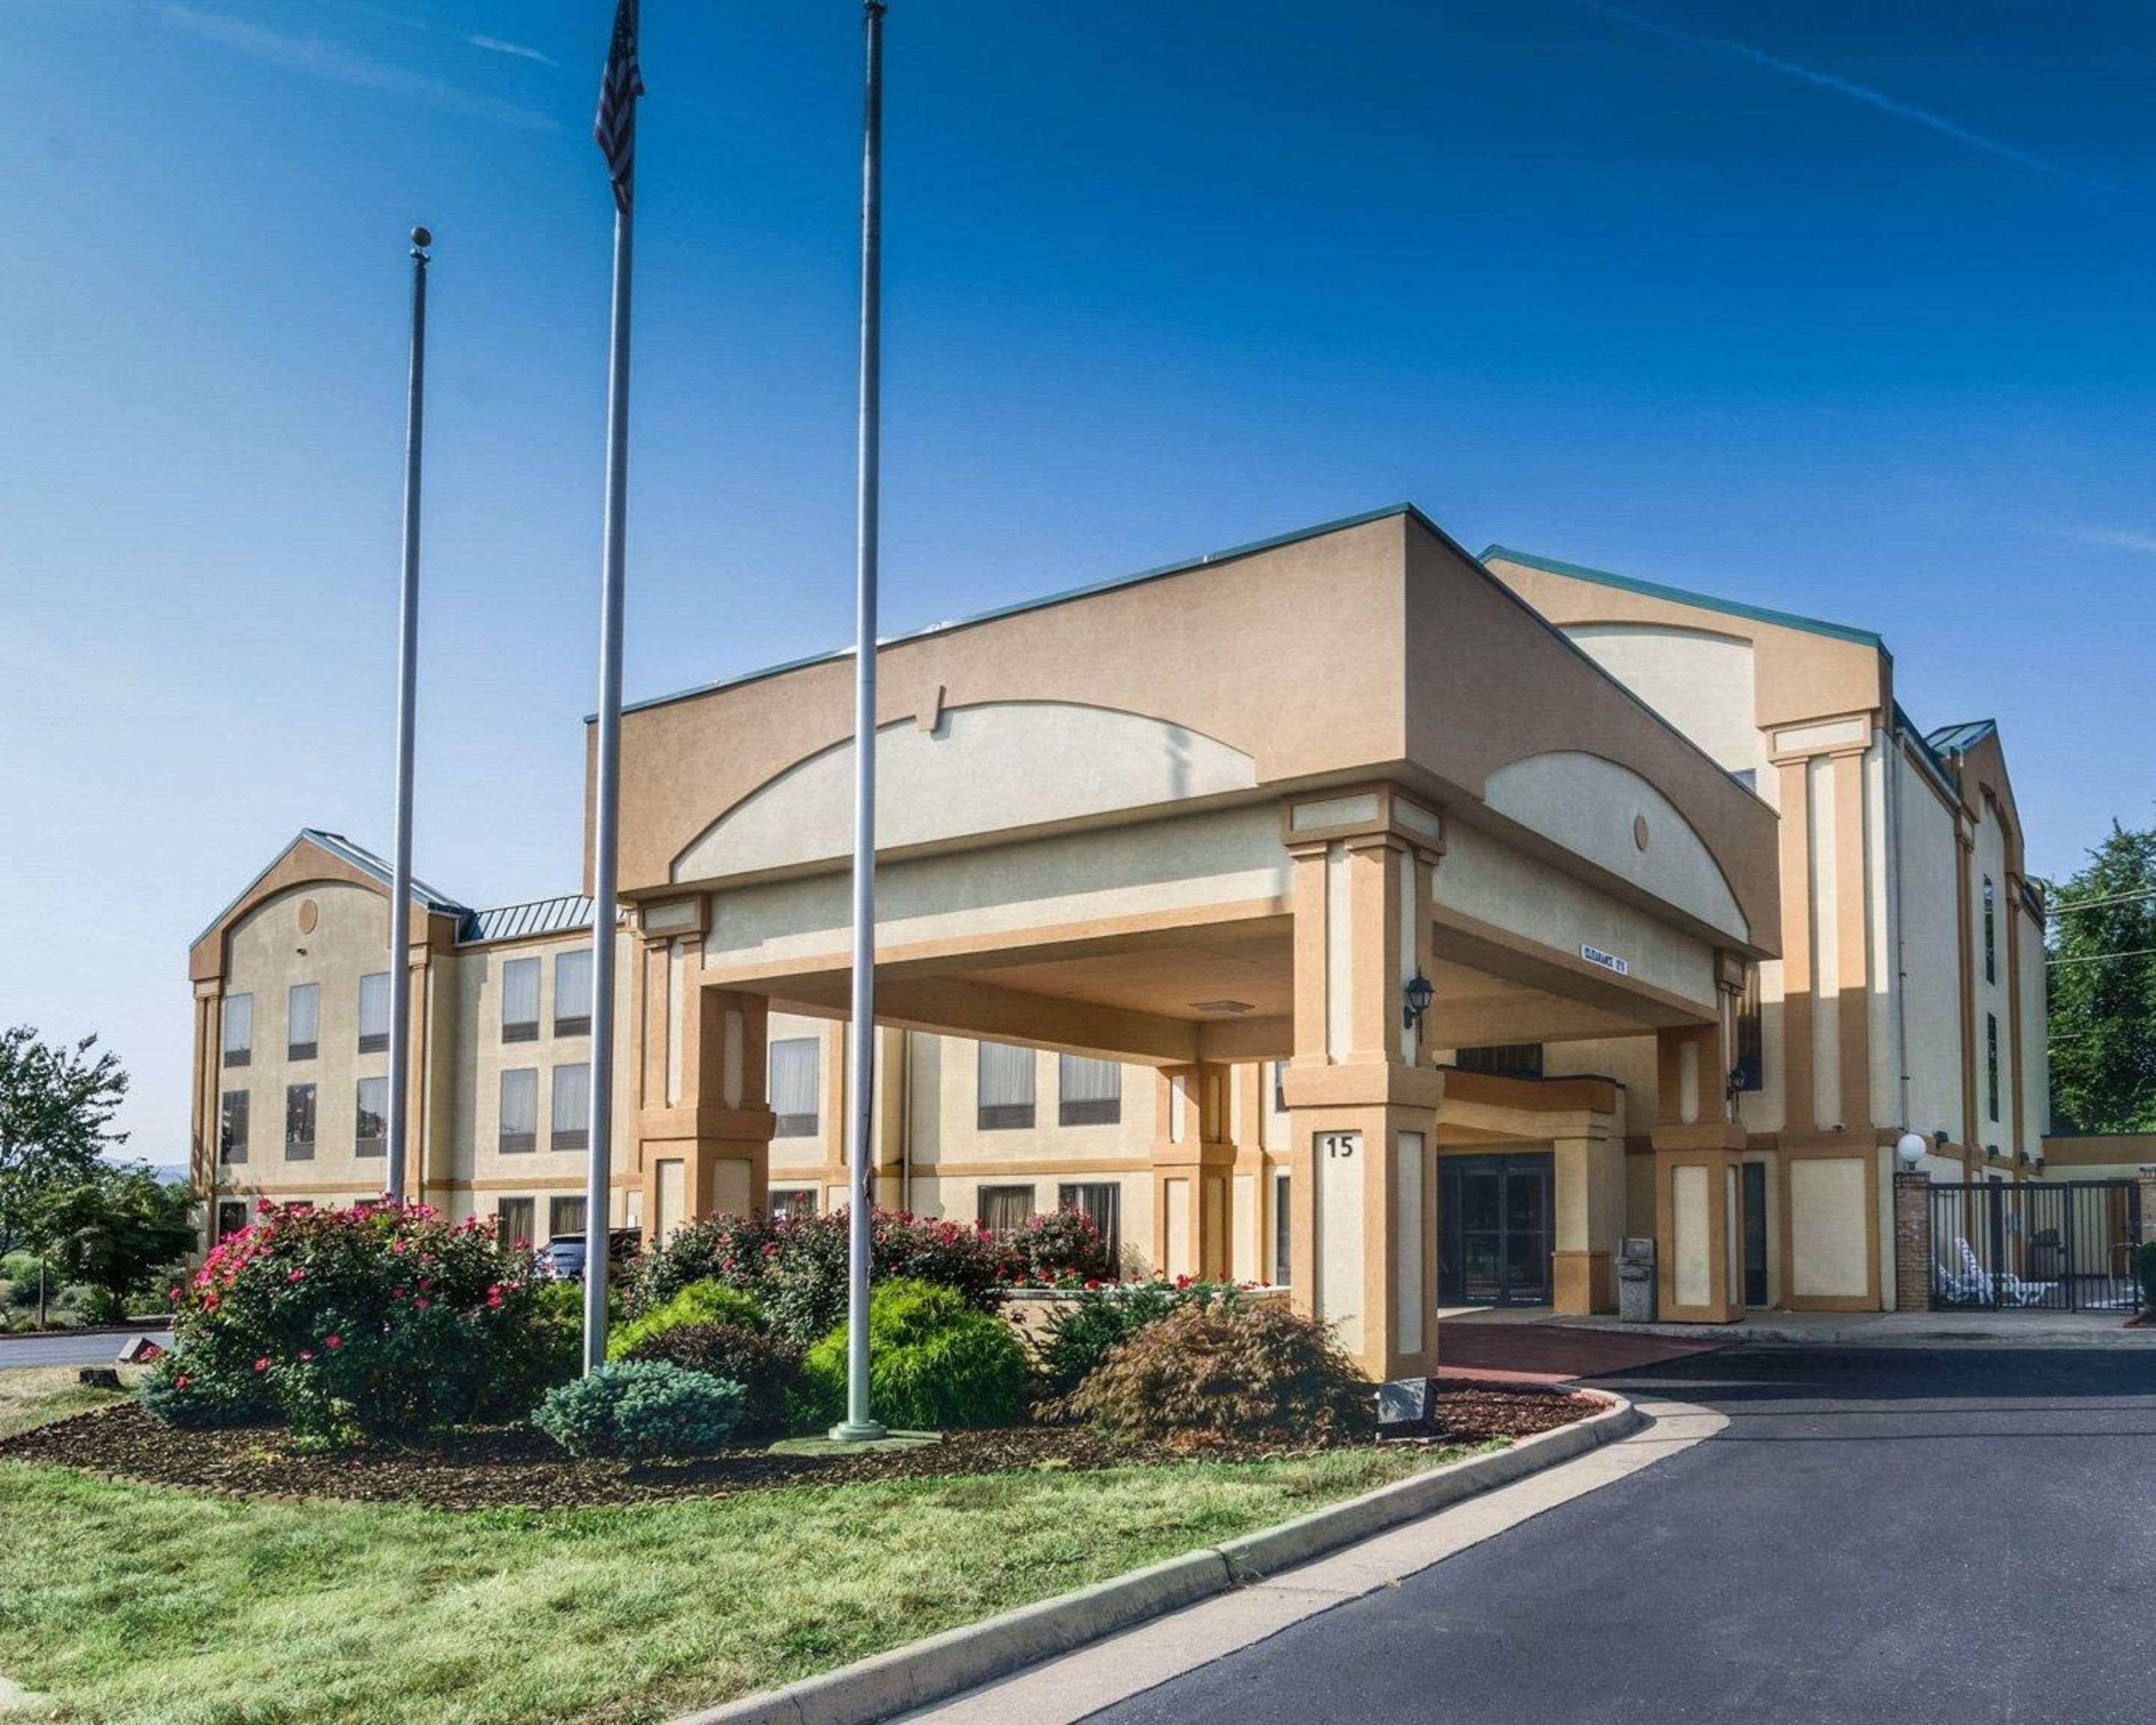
[671,1395,1643,1725]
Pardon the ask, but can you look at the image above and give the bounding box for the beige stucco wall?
[1896,747,1965,1146]
[2017,903,2049,1151]
[1788,1154,1869,1298]
[216,881,393,1197]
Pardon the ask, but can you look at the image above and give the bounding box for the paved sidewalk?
[1538,1307,2156,1347]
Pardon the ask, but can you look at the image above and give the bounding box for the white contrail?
[468,34,557,68]
[1586,3,2113,192]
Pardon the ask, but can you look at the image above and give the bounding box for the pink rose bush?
[141,1200,558,1444]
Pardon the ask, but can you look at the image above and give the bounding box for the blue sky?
[2,0,2150,1157]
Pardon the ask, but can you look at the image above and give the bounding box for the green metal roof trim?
[1923,719,1997,756]
[1479,544,1889,654]
[609,503,1449,721]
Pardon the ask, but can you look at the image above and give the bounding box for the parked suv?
[539,1229,642,1283]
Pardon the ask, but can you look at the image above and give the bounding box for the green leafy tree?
[0,1026,129,1253]
[27,1164,198,1321]
[2045,820,2156,1134]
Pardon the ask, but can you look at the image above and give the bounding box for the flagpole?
[582,189,633,1375]
[832,0,888,1443]
[384,224,431,1208]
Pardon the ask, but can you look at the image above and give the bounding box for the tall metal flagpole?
[833,0,889,1443]
[584,0,642,1373]
[384,225,431,1208]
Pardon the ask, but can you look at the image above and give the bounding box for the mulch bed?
[0,1386,1604,1512]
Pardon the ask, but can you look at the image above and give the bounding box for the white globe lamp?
[1895,1132,1928,1170]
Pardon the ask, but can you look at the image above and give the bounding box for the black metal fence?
[1929,1180,2144,1313]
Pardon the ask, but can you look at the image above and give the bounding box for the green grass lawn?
[0,1371,1473,1725]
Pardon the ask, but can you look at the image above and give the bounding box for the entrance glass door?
[1440,1154,1554,1306]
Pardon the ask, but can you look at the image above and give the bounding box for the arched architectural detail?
[672,700,1259,883]
[1482,750,1750,942]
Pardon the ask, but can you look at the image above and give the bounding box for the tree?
[0,1026,130,1253]
[27,1164,197,1323]
[2044,819,2156,1135]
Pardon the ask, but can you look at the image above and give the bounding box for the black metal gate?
[1928,1180,2143,1312]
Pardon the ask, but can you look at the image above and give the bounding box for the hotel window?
[286,982,319,1062]
[502,957,540,1043]
[499,1068,538,1154]
[284,1083,317,1161]
[770,1187,819,1222]
[219,1090,249,1164]
[496,1196,536,1250]
[1273,1059,1288,1113]
[222,994,252,1068]
[551,1062,591,1151]
[770,1038,820,1137]
[215,1199,249,1242]
[977,1184,1035,1233]
[1731,767,1758,793]
[977,1042,1036,1131]
[1057,1181,1121,1262]
[549,1196,588,1238]
[358,972,391,1053]
[1983,876,1997,985]
[354,1077,387,1157]
[1987,1013,2000,1122]
[1057,1055,1121,1126]
[1456,1044,1543,1079]
[1733,967,1764,1092]
[1273,1169,1293,1286]
[553,948,593,1037]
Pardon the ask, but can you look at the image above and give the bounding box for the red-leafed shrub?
[141,1200,550,1446]
[1048,1300,1372,1449]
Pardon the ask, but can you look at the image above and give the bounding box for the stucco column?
[1151,1062,1235,1281]
[1552,1119,1625,1315]
[634,955,774,1239]
[1280,788,1445,1382]
[1650,1011,1746,1324]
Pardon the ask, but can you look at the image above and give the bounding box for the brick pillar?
[1893,1171,1933,1312]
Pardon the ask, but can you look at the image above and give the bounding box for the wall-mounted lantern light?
[1402,971,1434,1031]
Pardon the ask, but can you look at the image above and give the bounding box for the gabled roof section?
[461,895,596,946]
[1923,719,1997,757]
[190,828,469,955]
[1482,544,1889,654]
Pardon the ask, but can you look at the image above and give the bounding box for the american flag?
[594,0,644,212]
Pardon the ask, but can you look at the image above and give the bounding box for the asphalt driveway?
[1090,1346,2156,1725]
[0,1330,168,1368]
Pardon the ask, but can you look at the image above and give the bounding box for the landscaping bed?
[0,1383,1600,1510]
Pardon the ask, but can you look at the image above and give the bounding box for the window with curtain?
[354,1077,387,1157]
[769,1038,820,1137]
[1987,1014,2000,1122]
[499,1068,538,1154]
[977,1042,1036,1131]
[1057,1182,1120,1261]
[358,972,391,1053]
[554,948,593,1036]
[222,994,252,1067]
[976,1184,1035,1232]
[496,1196,535,1250]
[551,1063,591,1151]
[1983,875,1997,985]
[549,1195,587,1238]
[502,957,540,1042]
[1273,1170,1292,1286]
[1057,1055,1121,1126]
[284,1083,317,1160]
[770,1187,819,1221]
[220,1090,249,1163]
[1456,1043,1543,1078]
[287,983,320,1061]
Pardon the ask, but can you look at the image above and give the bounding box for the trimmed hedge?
[621,1321,802,1440]
[797,1279,1032,1430]
[607,1281,764,1361]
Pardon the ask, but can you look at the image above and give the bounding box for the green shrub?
[608,1280,764,1361]
[1050,1300,1371,1449]
[2138,1239,2156,1313]
[1035,1280,1243,1399]
[532,1360,744,1461]
[632,1209,1007,1348]
[797,1279,1032,1430]
[147,1200,547,1446]
[136,1363,275,1429]
[621,1321,802,1439]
